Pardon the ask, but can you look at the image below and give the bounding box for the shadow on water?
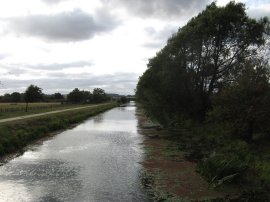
[93,113,104,123]
[0,102,149,202]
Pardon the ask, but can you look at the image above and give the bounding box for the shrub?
[197,141,251,187]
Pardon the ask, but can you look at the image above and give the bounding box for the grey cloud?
[143,25,177,49]
[248,8,270,19]
[102,0,211,18]
[145,25,177,40]
[0,63,29,76]
[28,61,93,70]
[4,9,120,42]
[42,0,67,5]
[143,42,163,49]
[0,72,138,95]
[3,61,93,78]
[8,68,29,76]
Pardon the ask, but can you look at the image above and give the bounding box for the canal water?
[0,102,149,202]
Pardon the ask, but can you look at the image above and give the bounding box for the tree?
[2,93,11,102]
[67,88,92,103]
[136,1,269,125]
[11,92,21,102]
[54,92,64,100]
[67,88,82,103]
[209,61,270,141]
[24,85,43,112]
[92,88,108,103]
[118,96,128,104]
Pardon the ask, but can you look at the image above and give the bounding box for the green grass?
[173,120,270,200]
[0,102,118,157]
[0,102,102,120]
[138,115,270,200]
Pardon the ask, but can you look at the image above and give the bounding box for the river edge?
[0,102,118,163]
[137,109,240,201]
[0,126,75,165]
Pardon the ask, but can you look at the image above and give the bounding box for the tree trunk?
[25,102,29,112]
[246,120,254,142]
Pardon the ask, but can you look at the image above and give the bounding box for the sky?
[0,0,269,95]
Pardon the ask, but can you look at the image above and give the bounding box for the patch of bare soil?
[137,111,236,201]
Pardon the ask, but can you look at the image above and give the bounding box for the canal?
[0,102,149,202]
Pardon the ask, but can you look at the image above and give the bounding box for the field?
[0,102,61,112]
[0,102,87,119]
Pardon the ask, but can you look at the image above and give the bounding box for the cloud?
[143,25,178,49]
[0,72,139,95]
[7,68,29,76]
[247,8,270,19]
[0,53,10,60]
[42,0,67,5]
[3,9,120,42]
[143,42,163,49]
[102,0,211,18]
[28,61,93,70]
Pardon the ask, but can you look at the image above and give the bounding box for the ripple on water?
[0,104,149,202]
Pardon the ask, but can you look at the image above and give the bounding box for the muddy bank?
[137,110,238,201]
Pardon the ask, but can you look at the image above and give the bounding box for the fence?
[0,103,63,113]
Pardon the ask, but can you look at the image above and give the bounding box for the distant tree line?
[136,1,270,141]
[67,88,109,104]
[0,88,64,103]
[0,85,110,111]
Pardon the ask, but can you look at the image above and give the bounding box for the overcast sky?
[0,0,269,95]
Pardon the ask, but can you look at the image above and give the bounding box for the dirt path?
[0,103,108,124]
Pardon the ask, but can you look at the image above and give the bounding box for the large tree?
[136,1,269,125]
[24,85,43,112]
[67,88,92,104]
[210,61,270,141]
[11,92,21,102]
[92,88,108,103]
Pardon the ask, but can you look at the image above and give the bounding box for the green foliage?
[67,88,92,103]
[10,92,22,102]
[24,84,43,103]
[118,96,128,104]
[24,85,43,112]
[0,92,23,103]
[210,64,270,140]
[67,88,109,104]
[197,141,251,187]
[53,92,64,100]
[92,88,108,103]
[136,1,269,126]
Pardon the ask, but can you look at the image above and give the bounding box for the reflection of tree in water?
[0,159,83,201]
[118,107,126,111]
[93,114,104,123]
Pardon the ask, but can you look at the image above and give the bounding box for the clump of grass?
[197,141,252,188]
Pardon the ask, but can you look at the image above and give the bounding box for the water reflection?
[93,113,104,123]
[0,102,148,202]
[0,159,82,202]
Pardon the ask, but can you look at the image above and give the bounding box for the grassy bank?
[180,120,270,201]
[138,110,230,201]
[0,102,118,157]
[0,102,96,120]
[138,109,270,201]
